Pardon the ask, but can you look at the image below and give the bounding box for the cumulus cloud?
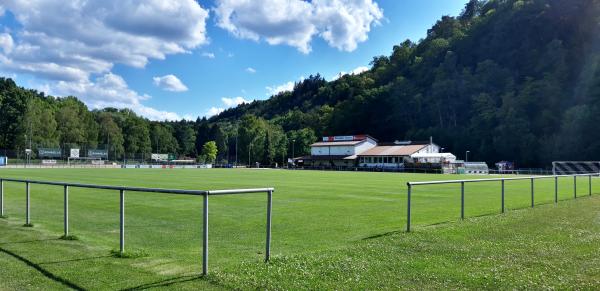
[205,96,252,117]
[245,67,256,73]
[266,81,295,95]
[0,0,209,119]
[214,0,383,53]
[49,73,182,121]
[201,52,215,58]
[0,33,13,54]
[330,65,369,80]
[153,74,188,92]
[222,96,250,106]
[206,107,225,117]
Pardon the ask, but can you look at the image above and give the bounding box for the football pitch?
[0,168,599,289]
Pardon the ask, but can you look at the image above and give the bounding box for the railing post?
[0,179,4,218]
[202,192,209,276]
[119,189,125,255]
[501,180,505,213]
[265,189,273,262]
[460,182,465,220]
[530,178,534,208]
[574,176,577,199]
[64,185,69,237]
[25,182,30,225]
[406,184,411,232]
[555,176,558,203]
[589,175,592,196]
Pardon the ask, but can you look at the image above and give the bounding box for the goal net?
[552,161,600,175]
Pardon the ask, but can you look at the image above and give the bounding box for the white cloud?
[201,52,215,59]
[0,0,209,119]
[48,73,182,121]
[214,0,383,53]
[206,107,224,117]
[222,96,250,107]
[153,74,188,92]
[0,33,13,54]
[266,81,295,95]
[205,96,252,117]
[330,65,369,80]
[245,67,256,73]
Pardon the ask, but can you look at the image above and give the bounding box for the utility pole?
[248,142,252,167]
[465,150,470,163]
[292,139,296,167]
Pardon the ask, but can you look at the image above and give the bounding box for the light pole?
[248,142,252,167]
[465,150,470,162]
[292,139,296,167]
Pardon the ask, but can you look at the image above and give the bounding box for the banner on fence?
[88,149,108,159]
[42,159,57,165]
[39,148,62,158]
[151,153,169,161]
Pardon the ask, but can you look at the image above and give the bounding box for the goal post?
[552,161,600,175]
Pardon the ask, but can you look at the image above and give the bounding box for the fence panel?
[0,177,273,275]
[406,174,599,232]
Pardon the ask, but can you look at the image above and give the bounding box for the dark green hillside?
[1,0,599,167]
[212,0,600,166]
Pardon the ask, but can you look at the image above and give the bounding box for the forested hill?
[1,0,599,168]
[212,0,600,167]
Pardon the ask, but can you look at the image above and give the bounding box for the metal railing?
[0,178,274,275]
[405,173,599,232]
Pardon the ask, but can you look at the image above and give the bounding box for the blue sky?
[0,0,468,120]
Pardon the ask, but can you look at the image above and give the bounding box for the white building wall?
[415,144,440,154]
[311,139,377,156]
[354,139,377,155]
[311,145,356,156]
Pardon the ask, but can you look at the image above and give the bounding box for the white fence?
[0,178,273,276]
[405,173,599,232]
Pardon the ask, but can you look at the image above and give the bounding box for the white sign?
[91,160,105,165]
[42,159,57,165]
[151,153,168,160]
[333,136,354,141]
[70,149,80,158]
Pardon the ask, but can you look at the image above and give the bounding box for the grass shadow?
[38,255,112,265]
[0,246,86,291]
[0,238,59,245]
[120,275,203,290]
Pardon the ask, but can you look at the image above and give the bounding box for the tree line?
[0,78,315,164]
[212,0,600,168]
[1,0,599,167]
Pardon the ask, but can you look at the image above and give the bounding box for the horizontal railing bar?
[208,188,275,195]
[407,173,599,186]
[0,178,272,196]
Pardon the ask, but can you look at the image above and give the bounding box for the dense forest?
[1,0,599,167]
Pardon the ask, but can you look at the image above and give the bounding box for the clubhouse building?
[295,135,456,169]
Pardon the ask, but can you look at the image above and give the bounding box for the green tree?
[23,97,59,151]
[201,141,218,164]
[97,112,125,159]
[150,123,179,154]
[56,98,87,146]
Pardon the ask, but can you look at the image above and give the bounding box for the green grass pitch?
[0,168,599,289]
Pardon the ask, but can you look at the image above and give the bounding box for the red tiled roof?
[357,145,427,156]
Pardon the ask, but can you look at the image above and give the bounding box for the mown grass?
[0,168,598,289]
[211,196,600,290]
